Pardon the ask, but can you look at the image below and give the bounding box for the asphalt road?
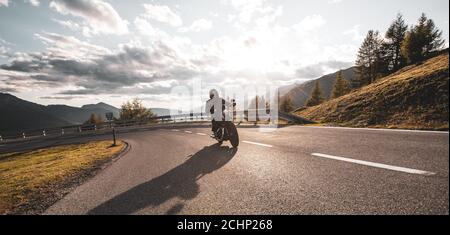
[3,124,448,215]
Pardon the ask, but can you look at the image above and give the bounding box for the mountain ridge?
[0,94,120,134]
[282,67,355,109]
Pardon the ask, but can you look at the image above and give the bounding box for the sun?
[222,39,277,72]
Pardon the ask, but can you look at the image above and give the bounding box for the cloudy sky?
[0,0,448,109]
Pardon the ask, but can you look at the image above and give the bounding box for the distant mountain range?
[0,93,184,134]
[282,67,355,109]
[45,103,120,124]
[0,93,120,134]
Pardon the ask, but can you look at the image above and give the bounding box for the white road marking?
[311,153,436,176]
[242,140,273,148]
[196,133,207,136]
[297,126,449,134]
[185,131,193,134]
[172,129,180,132]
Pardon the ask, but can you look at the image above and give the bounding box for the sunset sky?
[0,0,448,109]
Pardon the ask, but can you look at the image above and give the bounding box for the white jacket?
[205,97,232,121]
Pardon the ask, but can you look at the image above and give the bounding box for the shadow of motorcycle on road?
[88,143,237,215]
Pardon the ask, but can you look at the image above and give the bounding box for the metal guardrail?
[278,112,316,124]
[0,109,314,143]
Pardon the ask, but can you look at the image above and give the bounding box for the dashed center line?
[242,140,273,148]
[184,131,193,134]
[311,153,436,176]
[196,133,207,136]
[172,129,180,132]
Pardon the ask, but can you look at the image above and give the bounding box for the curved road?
[8,124,447,214]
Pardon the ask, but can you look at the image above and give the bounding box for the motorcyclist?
[205,89,234,137]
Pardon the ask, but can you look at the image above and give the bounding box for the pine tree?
[401,13,445,64]
[384,13,408,71]
[353,30,384,88]
[306,81,324,107]
[331,70,351,99]
[279,96,294,112]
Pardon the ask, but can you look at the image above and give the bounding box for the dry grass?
[296,53,449,130]
[0,140,125,214]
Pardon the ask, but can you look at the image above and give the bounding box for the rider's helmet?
[209,89,219,99]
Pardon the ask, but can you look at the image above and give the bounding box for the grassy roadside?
[0,140,126,215]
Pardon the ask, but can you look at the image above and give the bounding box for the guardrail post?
[0,135,2,142]
[78,126,82,133]
[94,125,97,131]
[43,130,46,136]
[22,132,26,139]
[112,127,117,146]
[61,128,64,135]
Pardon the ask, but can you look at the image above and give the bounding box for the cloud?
[134,16,169,39]
[34,32,111,59]
[0,0,359,103]
[40,95,83,100]
[254,5,283,27]
[0,46,8,55]
[0,86,17,93]
[0,38,11,57]
[60,80,180,96]
[50,0,129,35]
[293,14,326,33]
[179,18,212,32]
[53,19,94,37]
[224,0,284,35]
[343,25,364,42]
[295,60,353,79]
[0,33,201,95]
[141,3,182,27]
[0,0,8,7]
[226,0,268,23]
[26,0,40,6]
[0,30,296,101]
[328,0,343,3]
[243,37,258,48]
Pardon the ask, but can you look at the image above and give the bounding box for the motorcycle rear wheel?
[226,122,239,148]
[215,128,223,145]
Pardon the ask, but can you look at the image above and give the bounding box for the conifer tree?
[384,13,408,71]
[306,81,325,107]
[401,13,445,64]
[353,30,384,88]
[279,96,294,112]
[331,70,351,99]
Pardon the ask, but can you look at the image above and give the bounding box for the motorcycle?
[211,99,239,148]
